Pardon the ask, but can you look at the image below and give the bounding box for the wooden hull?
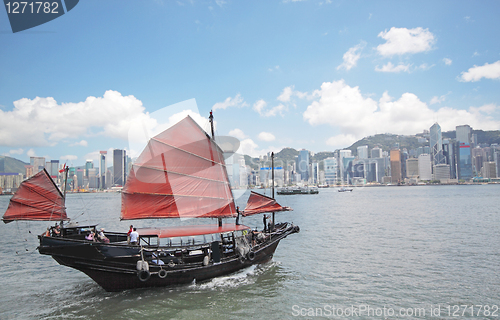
[38,224,299,292]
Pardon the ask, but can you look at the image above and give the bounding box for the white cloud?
[27,149,36,157]
[228,128,247,140]
[9,148,24,155]
[212,94,247,111]
[277,86,294,102]
[258,132,276,142]
[376,27,435,57]
[375,62,411,73]
[215,0,226,7]
[268,65,280,72]
[253,100,287,117]
[0,90,153,148]
[430,95,446,105]
[70,140,88,147]
[302,80,500,147]
[443,58,452,65]
[459,60,500,82]
[337,41,366,71]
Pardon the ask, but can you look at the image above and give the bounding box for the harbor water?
[0,184,499,319]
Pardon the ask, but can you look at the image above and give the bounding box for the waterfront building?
[76,169,85,188]
[390,149,402,184]
[406,158,419,178]
[442,140,457,179]
[430,123,446,168]
[433,164,451,182]
[495,151,500,178]
[311,162,319,184]
[113,149,127,186]
[99,151,107,189]
[482,162,497,179]
[323,157,338,185]
[418,154,432,181]
[0,173,23,191]
[259,166,284,187]
[296,149,310,182]
[88,168,98,189]
[342,156,355,184]
[458,143,473,181]
[49,160,59,180]
[357,145,368,159]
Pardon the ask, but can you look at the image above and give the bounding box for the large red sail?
[121,116,236,220]
[242,191,292,216]
[2,169,67,223]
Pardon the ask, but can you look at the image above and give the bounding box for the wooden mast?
[210,111,223,228]
[271,152,275,226]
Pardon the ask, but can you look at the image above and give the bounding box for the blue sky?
[1,0,499,166]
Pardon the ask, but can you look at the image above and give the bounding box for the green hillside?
[0,156,29,174]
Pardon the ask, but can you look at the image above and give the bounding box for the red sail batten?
[2,169,68,224]
[121,116,236,220]
[242,191,292,217]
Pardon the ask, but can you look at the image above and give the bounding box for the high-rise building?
[433,164,451,181]
[406,158,419,178]
[323,157,338,185]
[456,125,472,145]
[371,147,382,159]
[99,151,107,189]
[390,149,402,183]
[357,145,368,159]
[418,154,432,180]
[430,123,446,168]
[30,157,45,173]
[482,162,497,179]
[311,162,319,184]
[494,150,500,178]
[85,160,94,177]
[458,143,473,181]
[296,149,309,182]
[49,160,59,179]
[113,149,127,186]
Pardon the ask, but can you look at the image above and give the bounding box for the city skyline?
[1,2,500,164]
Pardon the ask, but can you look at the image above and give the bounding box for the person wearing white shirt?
[129,228,139,245]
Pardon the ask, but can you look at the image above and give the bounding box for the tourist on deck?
[98,228,110,243]
[129,228,139,245]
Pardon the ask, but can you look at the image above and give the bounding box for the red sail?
[242,191,292,216]
[121,116,236,220]
[2,169,67,223]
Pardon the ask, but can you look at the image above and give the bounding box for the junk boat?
[2,113,299,292]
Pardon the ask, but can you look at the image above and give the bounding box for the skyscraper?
[390,149,402,183]
[357,145,368,159]
[296,149,309,182]
[323,157,338,185]
[430,123,446,167]
[456,125,472,145]
[418,154,432,180]
[458,143,473,181]
[99,151,107,189]
[113,149,127,186]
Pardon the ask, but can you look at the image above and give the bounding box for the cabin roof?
[137,224,250,238]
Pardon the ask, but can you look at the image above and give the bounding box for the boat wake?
[194,261,279,291]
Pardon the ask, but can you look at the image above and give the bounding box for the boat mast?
[271,152,275,226]
[210,111,223,228]
[61,165,69,226]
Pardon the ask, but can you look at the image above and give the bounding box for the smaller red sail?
[242,191,292,216]
[2,169,67,224]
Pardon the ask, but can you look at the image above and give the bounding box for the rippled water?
[1,185,499,319]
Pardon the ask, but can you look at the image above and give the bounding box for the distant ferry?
[277,186,319,195]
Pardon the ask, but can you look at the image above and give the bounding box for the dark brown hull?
[39,224,299,292]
